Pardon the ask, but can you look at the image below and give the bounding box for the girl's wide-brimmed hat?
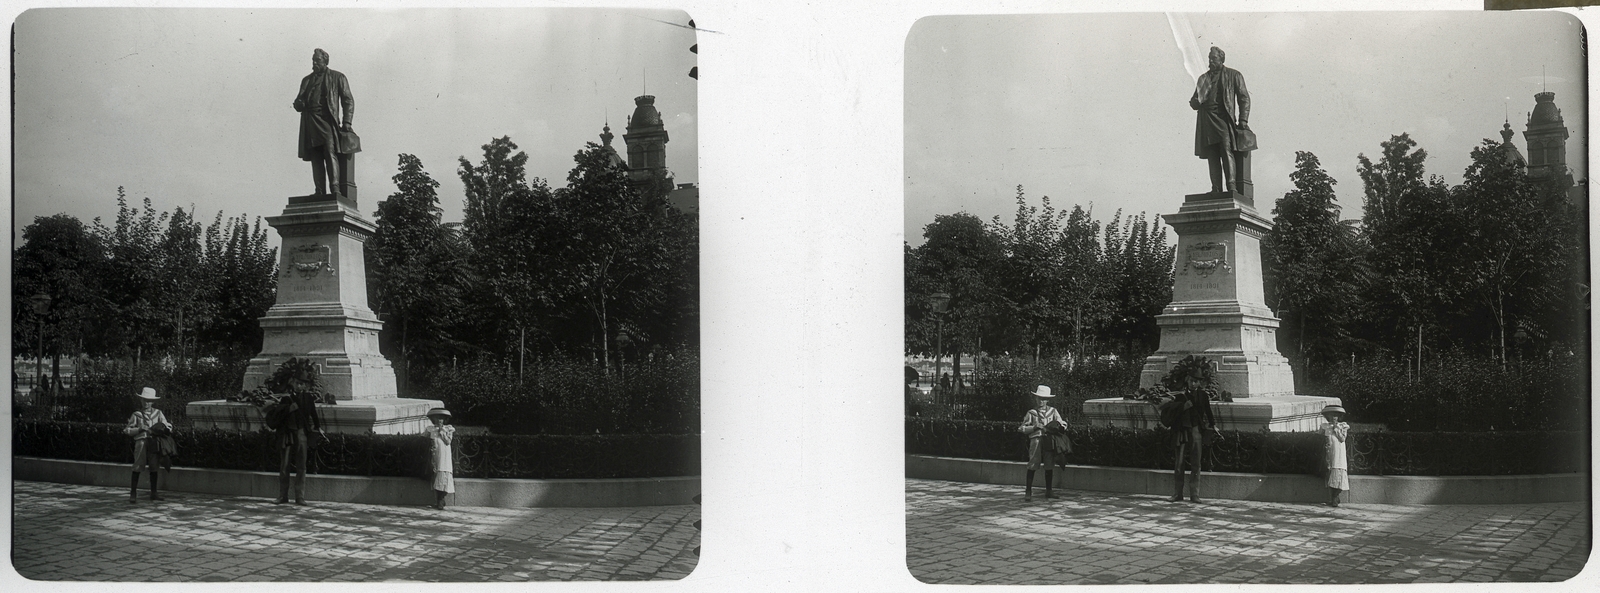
[1031,385,1055,398]
[1322,404,1347,416]
[426,408,452,419]
[135,387,160,401]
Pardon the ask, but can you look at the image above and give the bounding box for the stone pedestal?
[1081,395,1339,432]
[1140,191,1296,397]
[1088,190,1339,432]
[186,398,440,435]
[188,195,438,435]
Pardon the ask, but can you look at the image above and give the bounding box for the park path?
[11,480,698,581]
[907,478,1590,585]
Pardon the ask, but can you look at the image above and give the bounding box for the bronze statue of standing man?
[293,49,359,199]
[1190,46,1254,195]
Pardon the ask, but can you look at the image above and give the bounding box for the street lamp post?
[930,292,951,402]
[29,293,51,395]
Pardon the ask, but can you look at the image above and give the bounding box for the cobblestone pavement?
[12,481,699,581]
[907,479,1591,585]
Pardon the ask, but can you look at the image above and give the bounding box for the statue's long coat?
[1190,66,1250,159]
[294,68,357,160]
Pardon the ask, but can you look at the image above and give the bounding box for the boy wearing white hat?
[1017,385,1065,501]
[124,387,172,503]
[1321,404,1351,507]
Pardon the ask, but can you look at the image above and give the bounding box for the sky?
[12,7,698,244]
[904,11,1587,245]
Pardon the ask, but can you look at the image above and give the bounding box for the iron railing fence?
[905,418,1586,476]
[14,420,699,480]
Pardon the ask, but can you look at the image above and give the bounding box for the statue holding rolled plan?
[1189,46,1255,196]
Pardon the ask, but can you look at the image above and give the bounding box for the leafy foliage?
[444,138,697,373]
[1125,355,1233,403]
[1271,134,1586,378]
[368,154,470,388]
[905,187,1172,366]
[14,358,249,426]
[1322,351,1585,432]
[12,188,277,370]
[1264,152,1367,375]
[910,355,1143,424]
[230,357,334,406]
[411,348,699,435]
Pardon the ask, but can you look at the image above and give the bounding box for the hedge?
[913,353,1590,434]
[410,351,700,435]
[14,420,699,480]
[906,418,1587,476]
[1323,353,1587,432]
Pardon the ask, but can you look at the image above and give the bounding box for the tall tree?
[908,211,1006,367]
[1357,133,1429,231]
[990,187,1071,359]
[1098,210,1173,361]
[197,213,277,361]
[1451,138,1579,362]
[1265,151,1367,376]
[549,142,696,369]
[154,206,210,361]
[93,189,170,363]
[13,214,108,379]
[370,154,468,390]
[1357,134,1457,356]
[458,136,557,363]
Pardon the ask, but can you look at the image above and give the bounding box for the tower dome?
[1529,91,1562,126]
[622,94,673,197]
[1522,91,1572,190]
[628,95,666,131]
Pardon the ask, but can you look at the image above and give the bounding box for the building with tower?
[598,94,699,213]
[1498,119,1526,167]
[624,94,673,196]
[1522,91,1573,191]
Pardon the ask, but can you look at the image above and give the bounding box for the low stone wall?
[15,457,700,508]
[907,455,1586,505]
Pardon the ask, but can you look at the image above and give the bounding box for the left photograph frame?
[11,7,701,582]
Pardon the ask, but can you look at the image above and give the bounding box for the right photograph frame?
[903,11,1590,585]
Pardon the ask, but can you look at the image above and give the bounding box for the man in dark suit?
[293,48,357,198]
[1170,367,1219,503]
[276,363,326,506]
[1189,46,1252,194]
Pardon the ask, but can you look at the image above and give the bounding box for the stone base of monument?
[1082,395,1342,432]
[186,397,445,435]
[196,193,443,434]
[1140,347,1297,398]
[243,351,398,403]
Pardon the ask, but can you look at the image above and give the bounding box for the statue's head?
[312,48,329,72]
[1207,46,1225,70]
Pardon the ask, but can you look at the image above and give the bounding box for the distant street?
[907,479,1590,585]
[12,481,699,581]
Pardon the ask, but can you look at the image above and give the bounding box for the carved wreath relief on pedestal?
[1182,241,1231,277]
[285,243,337,279]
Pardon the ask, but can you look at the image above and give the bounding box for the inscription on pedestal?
[285,243,336,279]
[1181,241,1231,276]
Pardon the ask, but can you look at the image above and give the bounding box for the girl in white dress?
[1322,404,1350,507]
[425,408,456,510]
